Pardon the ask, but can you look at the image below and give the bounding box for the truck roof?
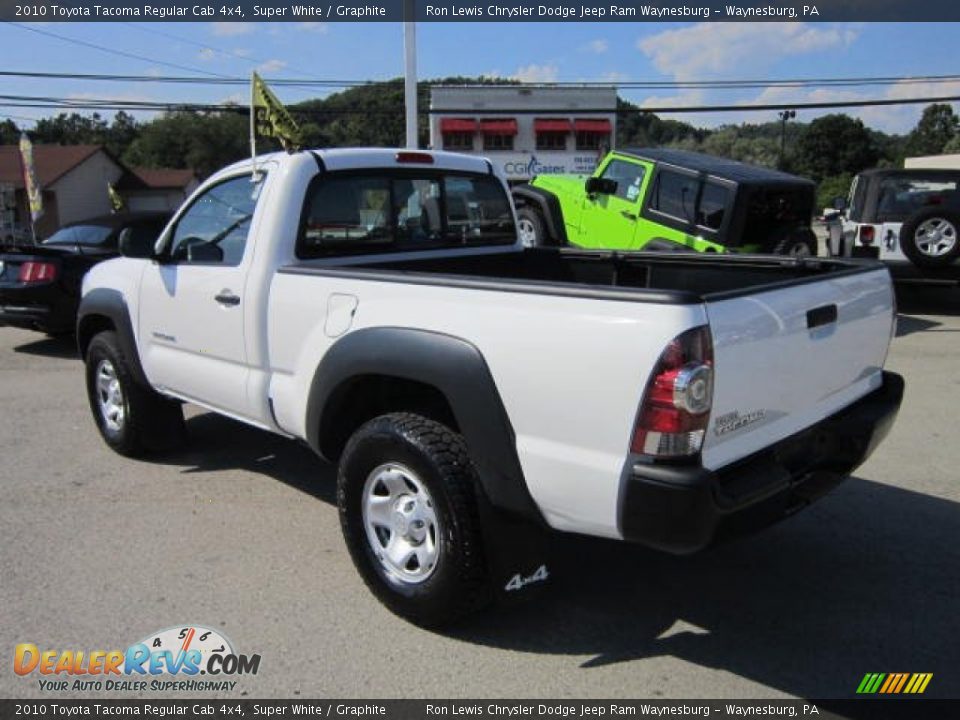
[213,148,496,181]
[620,147,815,188]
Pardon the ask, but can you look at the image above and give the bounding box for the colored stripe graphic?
[858,673,932,694]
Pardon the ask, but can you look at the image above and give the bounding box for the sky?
[1,21,959,135]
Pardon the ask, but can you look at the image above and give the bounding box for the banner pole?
[250,72,258,179]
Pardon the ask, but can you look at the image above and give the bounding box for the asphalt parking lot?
[1,285,959,701]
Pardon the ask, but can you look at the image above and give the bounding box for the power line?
[3,92,960,116]
[3,68,960,91]
[6,22,232,79]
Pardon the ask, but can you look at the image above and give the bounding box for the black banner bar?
[2,0,960,23]
[1,700,958,720]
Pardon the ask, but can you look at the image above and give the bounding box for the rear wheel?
[516,207,548,247]
[770,227,818,257]
[900,209,960,268]
[84,330,185,457]
[337,413,492,626]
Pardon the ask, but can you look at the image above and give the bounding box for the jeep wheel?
[516,207,547,247]
[770,227,818,257]
[337,413,492,627]
[85,330,185,457]
[900,208,960,268]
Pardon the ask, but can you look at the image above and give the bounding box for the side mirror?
[185,239,224,263]
[585,177,617,195]
[832,196,848,211]
[118,227,158,259]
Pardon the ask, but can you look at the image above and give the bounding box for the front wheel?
[337,413,492,626]
[85,330,185,457]
[516,207,548,247]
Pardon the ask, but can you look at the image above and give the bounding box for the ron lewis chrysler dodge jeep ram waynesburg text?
[77,148,903,626]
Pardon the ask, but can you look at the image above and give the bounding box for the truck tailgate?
[701,267,895,470]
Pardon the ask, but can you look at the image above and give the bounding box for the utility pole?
[778,109,796,170]
[403,0,418,149]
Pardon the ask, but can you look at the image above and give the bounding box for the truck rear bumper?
[619,371,904,554]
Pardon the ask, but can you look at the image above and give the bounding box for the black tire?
[84,330,185,457]
[769,226,818,257]
[338,412,492,627]
[516,206,549,247]
[900,208,960,269]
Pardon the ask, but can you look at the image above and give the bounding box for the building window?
[576,132,610,151]
[483,134,515,151]
[480,119,517,151]
[536,132,567,150]
[443,132,474,151]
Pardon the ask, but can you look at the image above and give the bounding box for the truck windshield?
[298,172,516,258]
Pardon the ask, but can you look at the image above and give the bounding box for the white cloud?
[197,48,216,61]
[257,59,288,73]
[582,39,608,54]
[512,63,559,83]
[600,71,630,84]
[211,22,254,37]
[233,48,252,58]
[637,23,859,81]
[297,22,329,33]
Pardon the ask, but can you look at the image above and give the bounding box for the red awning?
[480,118,518,135]
[574,118,612,133]
[440,118,478,132]
[534,118,572,133]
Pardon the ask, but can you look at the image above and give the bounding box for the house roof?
[129,167,198,190]
[0,144,103,189]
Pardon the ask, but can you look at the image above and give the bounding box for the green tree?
[0,119,19,145]
[793,114,880,183]
[905,103,958,157]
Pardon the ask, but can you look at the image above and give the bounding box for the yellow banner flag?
[251,71,302,151]
[107,182,126,213]
[18,134,43,222]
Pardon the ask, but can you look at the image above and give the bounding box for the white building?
[904,154,960,170]
[429,86,617,183]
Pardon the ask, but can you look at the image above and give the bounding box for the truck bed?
[282,247,885,303]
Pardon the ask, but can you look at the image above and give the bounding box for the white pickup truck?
[78,148,903,626]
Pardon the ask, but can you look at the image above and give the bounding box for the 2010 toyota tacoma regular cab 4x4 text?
[77,148,904,626]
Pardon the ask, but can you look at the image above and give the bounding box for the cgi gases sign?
[501,153,600,180]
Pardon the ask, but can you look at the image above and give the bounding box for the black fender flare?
[76,288,149,387]
[511,184,568,245]
[305,327,543,523]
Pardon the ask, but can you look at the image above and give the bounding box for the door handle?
[621,210,637,221]
[807,304,837,329]
[214,290,241,307]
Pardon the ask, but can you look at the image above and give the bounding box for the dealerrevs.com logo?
[14,625,261,693]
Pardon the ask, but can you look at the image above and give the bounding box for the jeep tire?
[516,206,548,247]
[337,413,492,627]
[770,226,818,257]
[900,208,960,268]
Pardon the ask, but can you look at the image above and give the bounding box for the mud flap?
[475,488,554,605]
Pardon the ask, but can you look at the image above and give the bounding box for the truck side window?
[697,182,731,231]
[600,160,646,202]
[169,175,263,265]
[650,171,697,225]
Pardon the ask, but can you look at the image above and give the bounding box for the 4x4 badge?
[714,409,766,436]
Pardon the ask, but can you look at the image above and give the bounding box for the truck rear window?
[297,172,515,258]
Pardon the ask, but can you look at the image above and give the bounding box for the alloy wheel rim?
[915,218,957,257]
[517,218,536,247]
[95,359,125,432]
[361,463,440,585]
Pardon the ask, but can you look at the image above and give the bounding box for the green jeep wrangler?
[511,148,818,256]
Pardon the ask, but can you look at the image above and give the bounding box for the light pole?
[403,0,418,149]
[778,109,796,170]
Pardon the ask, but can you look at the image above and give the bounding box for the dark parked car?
[0,212,169,335]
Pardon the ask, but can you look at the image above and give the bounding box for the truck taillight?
[632,326,714,459]
[859,225,875,246]
[18,261,57,283]
[395,151,434,164]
